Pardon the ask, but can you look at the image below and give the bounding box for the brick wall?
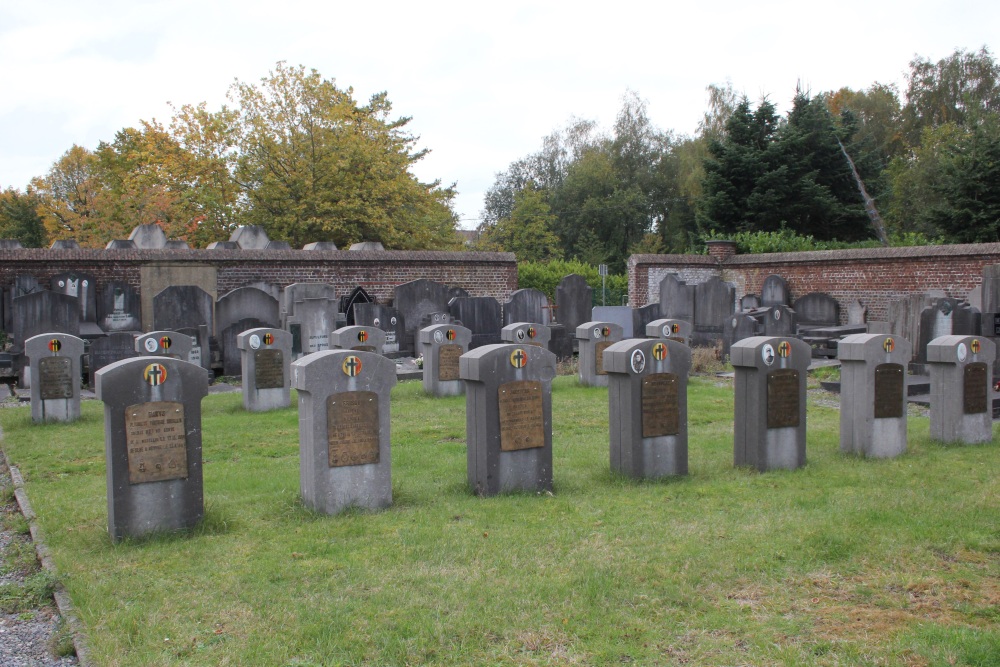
[629,243,1000,323]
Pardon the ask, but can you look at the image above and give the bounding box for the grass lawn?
[0,376,998,666]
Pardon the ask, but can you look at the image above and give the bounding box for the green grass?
[0,377,998,666]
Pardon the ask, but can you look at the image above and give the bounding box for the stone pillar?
[927,335,995,444]
[838,334,912,458]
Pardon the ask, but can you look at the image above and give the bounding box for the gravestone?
[128,223,168,249]
[340,286,375,326]
[887,292,943,365]
[838,334,912,458]
[96,356,209,541]
[555,274,593,337]
[50,271,97,326]
[135,331,194,361]
[503,289,552,327]
[220,318,265,376]
[916,298,981,369]
[547,323,574,361]
[927,335,995,444]
[419,323,472,397]
[177,325,209,370]
[501,322,551,349]
[282,283,337,324]
[574,321,623,388]
[353,303,404,355]
[12,291,80,345]
[330,325,386,354]
[693,277,735,346]
[982,264,1000,378]
[724,313,760,358]
[237,327,292,411]
[89,333,140,387]
[794,292,840,330]
[740,294,761,311]
[460,343,557,496]
[634,304,661,338]
[290,350,397,514]
[731,336,811,471]
[97,282,141,332]
[216,287,279,337]
[659,274,695,320]
[393,279,452,355]
[152,285,214,370]
[448,296,502,349]
[847,300,867,326]
[761,305,796,337]
[592,306,636,337]
[646,318,692,345]
[604,337,692,478]
[760,275,790,307]
[287,296,338,359]
[25,333,84,423]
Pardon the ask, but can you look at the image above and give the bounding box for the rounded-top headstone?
[574,320,624,388]
[501,322,551,349]
[330,325,387,354]
[645,318,692,344]
[926,334,996,444]
[24,333,85,423]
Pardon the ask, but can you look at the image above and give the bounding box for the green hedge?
[517,260,628,305]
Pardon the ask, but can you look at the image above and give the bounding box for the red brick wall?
[629,243,1000,323]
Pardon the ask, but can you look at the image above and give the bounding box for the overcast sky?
[2,1,998,229]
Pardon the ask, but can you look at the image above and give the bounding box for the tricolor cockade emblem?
[446,329,457,341]
[143,363,167,386]
[263,332,274,346]
[342,355,362,377]
[159,336,172,350]
[652,342,667,361]
[777,341,791,358]
[48,338,61,353]
[971,339,981,354]
[527,326,537,339]
[510,348,528,369]
[357,330,369,343]
[883,337,895,353]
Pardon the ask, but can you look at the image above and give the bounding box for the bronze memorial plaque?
[38,356,73,400]
[873,363,904,419]
[498,380,545,451]
[254,349,284,390]
[326,391,380,467]
[125,401,188,484]
[766,369,800,429]
[963,362,988,415]
[437,344,463,381]
[594,341,613,376]
[641,373,679,438]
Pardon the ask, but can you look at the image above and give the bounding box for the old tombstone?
[96,356,209,541]
[604,337,692,478]
[646,318,692,345]
[216,287,279,338]
[89,333,140,387]
[731,336,811,471]
[287,296,338,359]
[393,279,452,355]
[178,325,209,370]
[152,285,214,370]
[740,294,761,311]
[419,323,472,397]
[290,350,397,514]
[353,303,405,355]
[340,286,375,326]
[838,334,913,458]
[887,292,943,365]
[847,300,867,326]
[5,275,41,332]
[237,327,292,411]
[591,306,636,337]
[13,291,80,345]
[501,322,551,349]
[503,288,552,327]
[330,325,386,354]
[97,282,141,333]
[724,313,760,358]
[555,274,593,337]
[575,321,623,387]
[794,292,840,331]
[460,344,557,496]
[282,283,337,324]
[916,298,981,369]
[927,335,996,444]
[659,274,695,321]
[448,296,502,349]
[25,333,84,423]
[635,303,661,336]
[760,275,790,307]
[693,276,735,346]
[982,264,1000,378]
[135,331,194,361]
[50,271,97,327]
[761,304,796,337]
[219,318,265,376]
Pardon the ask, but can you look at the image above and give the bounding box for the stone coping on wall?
[0,247,516,264]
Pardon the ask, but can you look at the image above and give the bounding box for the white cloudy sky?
[1,1,998,229]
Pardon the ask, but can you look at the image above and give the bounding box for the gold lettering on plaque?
[873,363,904,419]
[437,344,463,381]
[327,391,380,467]
[641,373,679,437]
[594,341,613,376]
[498,380,545,451]
[963,362,988,415]
[254,349,284,390]
[766,369,800,429]
[125,401,188,484]
[38,357,73,400]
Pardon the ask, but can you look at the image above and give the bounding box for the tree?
[0,187,47,247]
[477,183,562,261]
[31,145,105,245]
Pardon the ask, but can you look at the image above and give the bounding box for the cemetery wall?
[630,243,1000,323]
[0,247,518,303]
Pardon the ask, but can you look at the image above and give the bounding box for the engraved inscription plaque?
[327,391,380,466]
[766,369,800,429]
[498,380,545,451]
[437,344,463,381]
[594,341,613,376]
[873,363,904,419]
[963,362,988,415]
[38,357,73,400]
[254,349,284,390]
[641,373,679,437]
[125,401,188,484]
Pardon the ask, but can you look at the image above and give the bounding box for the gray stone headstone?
[419,323,472,397]
[591,306,636,337]
[353,303,404,354]
[838,334,913,458]
[646,318,693,345]
[89,333,140,387]
[575,321,623,387]
[761,305,796,337]
[794,292,840,330]
[635,304,661,336]
[693,276,735,345]
[177,325,209,370]
[724,313,760,358]
[760,275,790,307]
[96,356,209,541]
[393,279,452,355]
[731,336,811,471]
[982,264,1000,377]
[287,296,338,359]
[927,335,995,444]
[128,223,168,249]
[25,333,84,423]
[97,282,141,333]
[448,296,502,350]
[740,294,761,311]
[340,286,375,326]
[153,285,214,336]
[237,327,292,412]
[216,287,279,337]
[291,350,397,514]
[917,298,982,368]
[555,274,593,334]
[967,285,983,312]
[51,271,97,324]
[229,225,271,249]
[135,331,194,361]
[330,325,386,355]
[460,343,557,496]
[659,274,695,320]
[888,293,942,365]
[13,291,80,347]
[847,300,867,326]
[283,283,338,322]
[220,318,265,376]
[503,288,552,327]
[604,337,692,478]
[501,322,551,349]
